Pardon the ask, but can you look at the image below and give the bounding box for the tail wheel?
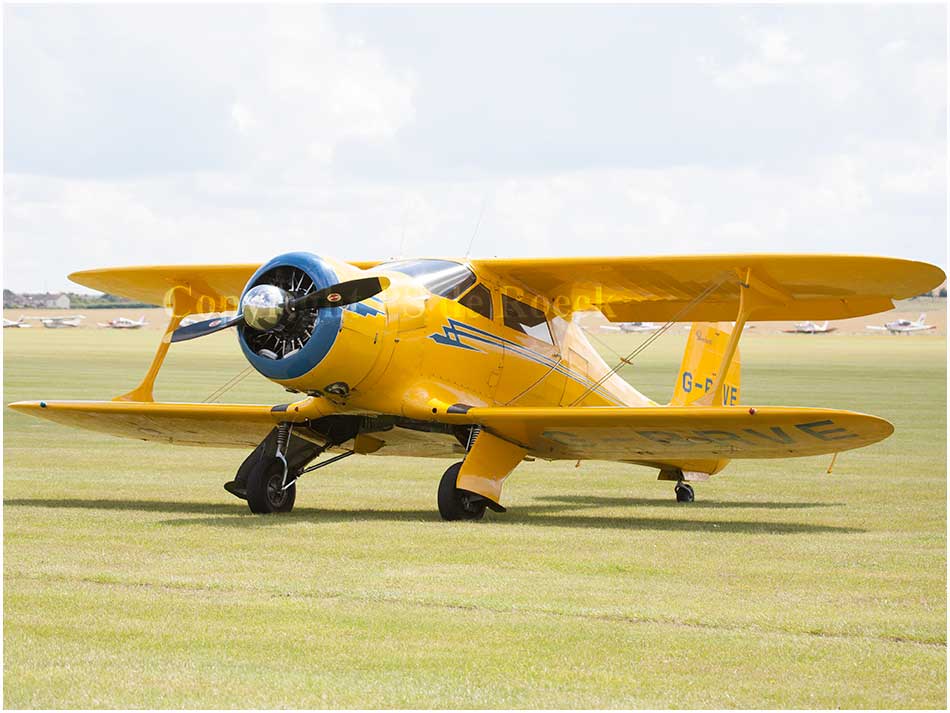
[438,462,486,521]
[674,481,695,503]
[246,457,297,514]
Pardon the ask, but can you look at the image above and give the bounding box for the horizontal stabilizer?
[443,406,893,461]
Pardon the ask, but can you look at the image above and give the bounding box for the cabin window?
[381,259,476,299]
[502,294,553,344]
[459,283,493,320]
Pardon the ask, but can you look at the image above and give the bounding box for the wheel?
[246,457,296,514]
[674,482,694,503]
[437,462,486,521]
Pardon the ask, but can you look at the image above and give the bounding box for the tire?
[246,457,297,514]
[437,462,486,521]
[674,482,695,503]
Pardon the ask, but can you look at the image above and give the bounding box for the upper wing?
[68,255,944,322]
[8,400,284,448]
[470,254,945,322]
[69,261,383,316]
[68,265,262,314]
[443,405,893,461]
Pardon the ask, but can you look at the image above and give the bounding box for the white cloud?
[3,5,946,293]
[7,138,943,293]
[706,18,804,90]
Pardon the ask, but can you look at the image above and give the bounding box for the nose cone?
[242,284,290,331]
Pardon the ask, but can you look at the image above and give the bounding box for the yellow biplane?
[9,253,944,518]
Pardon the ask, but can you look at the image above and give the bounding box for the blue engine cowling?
[237,252,344,381]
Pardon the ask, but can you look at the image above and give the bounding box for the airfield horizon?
[4,294,946,338]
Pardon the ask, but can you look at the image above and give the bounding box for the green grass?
[3,329,946,708]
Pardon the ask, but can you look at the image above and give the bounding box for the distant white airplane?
[3,316,32,328]
[783,320,837,334]
[38,315,85,329]
[600,321,661,334]
[866,313,937,335]
[98,315,148,329]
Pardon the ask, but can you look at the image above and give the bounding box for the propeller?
[171,275,389,344]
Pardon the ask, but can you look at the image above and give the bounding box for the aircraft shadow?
[5,497,861,535]
[533,495,838,510]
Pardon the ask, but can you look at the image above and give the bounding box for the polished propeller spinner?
[171,271,389,355]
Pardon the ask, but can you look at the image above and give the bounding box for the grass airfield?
[3,322,946,708]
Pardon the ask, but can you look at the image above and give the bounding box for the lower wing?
[444,406,893,460]
[8,400,283,448]
[10,400,894,461]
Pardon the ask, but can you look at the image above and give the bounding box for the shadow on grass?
[4,497,861,534]
[533,495,839,510]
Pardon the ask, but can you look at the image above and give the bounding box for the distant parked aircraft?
[600,321,661,334]
[3,317,32,328]
[783,320,836,334]
[38,315,85,329]
[866,313,937,335]
[98,315,148,329]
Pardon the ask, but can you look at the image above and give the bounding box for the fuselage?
[236,254,655,421]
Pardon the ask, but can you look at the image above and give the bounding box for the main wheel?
[674,482,694,503]
[438,462,486,521]
[246,457,297,514]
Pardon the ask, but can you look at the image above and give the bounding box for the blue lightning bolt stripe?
[346,302,384,317]
[429,318,620,403]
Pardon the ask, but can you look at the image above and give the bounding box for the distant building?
[4,292,71,309]
[44,293,71,309]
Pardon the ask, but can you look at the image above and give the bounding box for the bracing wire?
[569,273,734,406]
[502,356,564,406]
[203,365,256,403]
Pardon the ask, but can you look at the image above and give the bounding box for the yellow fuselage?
[273,258,654,420]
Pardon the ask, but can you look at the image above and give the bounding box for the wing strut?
[697,267,792,406]
[114,309,185,402]
[113,286,204,402]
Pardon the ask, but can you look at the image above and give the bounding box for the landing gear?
[246,456,297,514]
[438,462,486,521]
[226,423,330,514]
[674,481,695,503]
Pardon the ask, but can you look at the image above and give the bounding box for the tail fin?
[670,322,741,406]
[918,313,926,324]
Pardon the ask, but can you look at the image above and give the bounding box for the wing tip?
[8,400,43,413]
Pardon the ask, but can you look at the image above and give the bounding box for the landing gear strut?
[437,462,487,521]
[225,423,325,514]
[674,481,695,503]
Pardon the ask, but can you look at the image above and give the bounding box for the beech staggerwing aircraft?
[9,253,944,518]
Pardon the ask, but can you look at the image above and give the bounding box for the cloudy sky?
[4,4,946,293]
